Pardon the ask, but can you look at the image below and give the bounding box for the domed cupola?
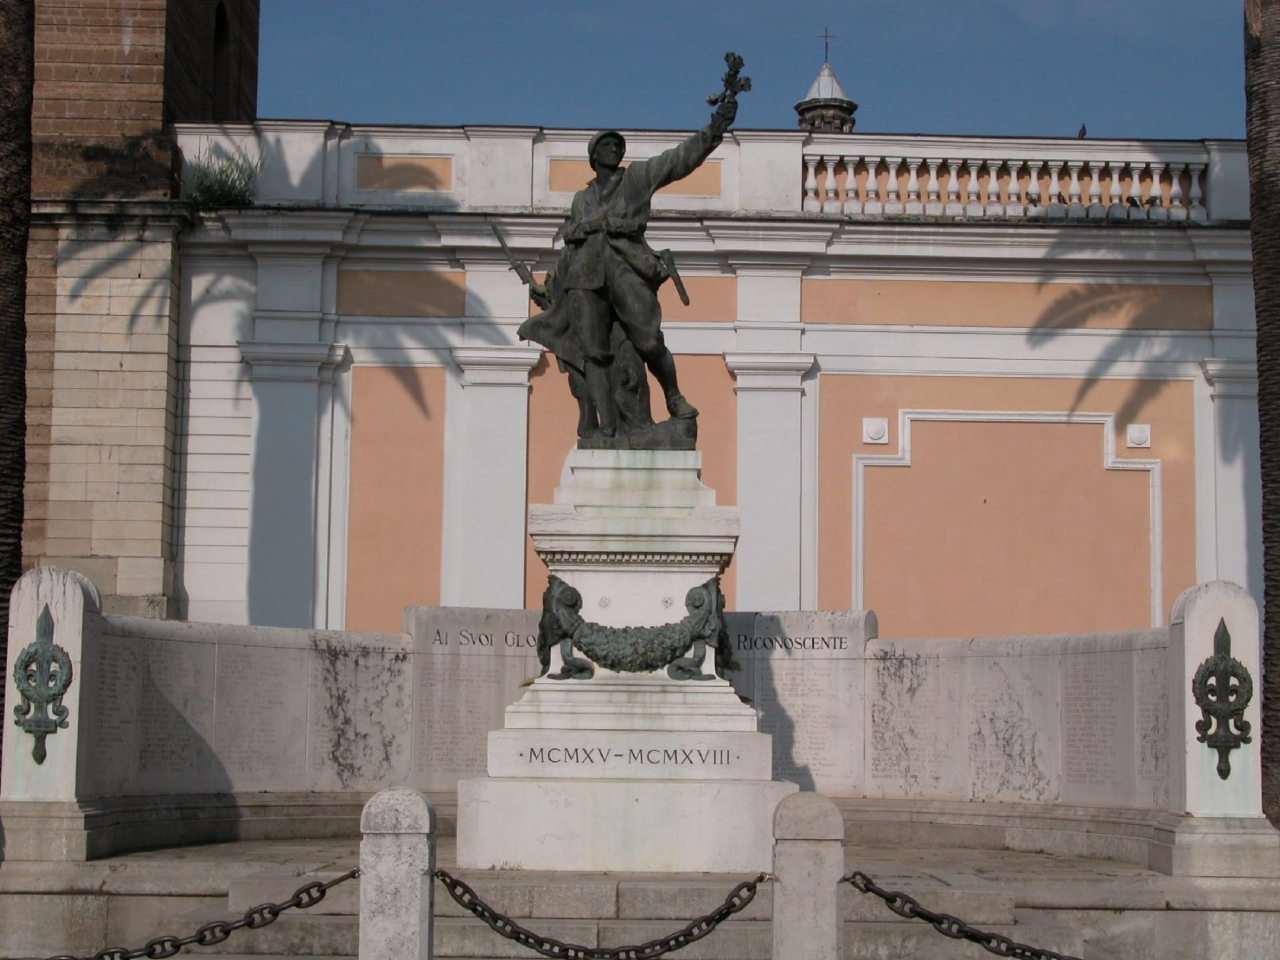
[795,61,857,133]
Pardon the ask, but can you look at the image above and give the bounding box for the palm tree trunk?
[0,0,34,724]
[1246,0,1280,826]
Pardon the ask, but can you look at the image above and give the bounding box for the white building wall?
[176,257,256,624]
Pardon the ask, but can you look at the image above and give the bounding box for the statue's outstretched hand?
[706,52,748,136]
[529,281,551,310]
[711,96,738,134]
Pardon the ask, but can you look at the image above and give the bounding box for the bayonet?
[490,221,551,308]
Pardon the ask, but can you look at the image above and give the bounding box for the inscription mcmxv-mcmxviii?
[526,747,734,766]
[736,634,849,651]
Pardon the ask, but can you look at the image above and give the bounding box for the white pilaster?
[441,345,542,608]
[239,341,347,628]
[221,212,355,628]
[724,353,815,611]
[728,257,809,328]
[1198,359,1262,609]
[459,254,534,320]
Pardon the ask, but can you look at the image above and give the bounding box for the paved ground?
[5,838,1280,960]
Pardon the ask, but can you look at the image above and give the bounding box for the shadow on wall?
[1024,231,1260,603]
[0,619,237,864]
[1027,280,1195,426]
[46,125,532,628]
[744,614,814,791]
[175,132,514,627]
[34,129,177,201]
[134,647,234,797]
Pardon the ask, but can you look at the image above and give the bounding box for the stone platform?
[5,835,1280,960]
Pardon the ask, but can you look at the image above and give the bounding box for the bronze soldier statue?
[517,53,750,449]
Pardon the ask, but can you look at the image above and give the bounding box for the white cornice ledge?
[222,210,355,245]
[452,345,544,386]
[706,219,839,253]
[724,352,815,391]
[1201,358,1258,399]
[239,341,348,381]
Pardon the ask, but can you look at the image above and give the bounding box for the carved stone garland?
[535,576,730,681]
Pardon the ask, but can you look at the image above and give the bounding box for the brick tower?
[24,1,259,617]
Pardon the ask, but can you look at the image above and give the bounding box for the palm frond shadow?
[48,124,521,623]
[1023,231,1260,602]
[1025,281,1188,430]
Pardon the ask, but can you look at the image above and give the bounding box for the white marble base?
[505,675,758,731]
[455,777,797,872]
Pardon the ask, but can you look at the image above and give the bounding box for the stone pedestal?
[456,449,797,872]
[527,449,739,627]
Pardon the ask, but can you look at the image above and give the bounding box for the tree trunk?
[1246,0,1280,827]
[0,0,34,715]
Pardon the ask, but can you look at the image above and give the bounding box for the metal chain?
[844,871,1084,960]
[435,867,768,960]
[43,868,361,960]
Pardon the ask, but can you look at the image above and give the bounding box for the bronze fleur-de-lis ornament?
[1191,617,1253,780]
[12,604,74,764]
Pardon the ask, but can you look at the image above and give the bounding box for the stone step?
[433,874,776,923]
[164,913,359,956]
[226,869,1013,924]
[840,874,1014,925]
[35,867,1021,959]
[161,906,1075,960]
[841,914,1084,960]
[0,890,228,959]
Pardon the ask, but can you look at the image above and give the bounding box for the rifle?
[490,221,551,309]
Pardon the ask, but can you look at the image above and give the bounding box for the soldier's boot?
[665,392,698,419]
[650,349,699,420]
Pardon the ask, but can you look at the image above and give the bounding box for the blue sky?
[259,0,1243,140]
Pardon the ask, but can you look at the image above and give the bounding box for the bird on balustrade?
[1077,124,1087,138]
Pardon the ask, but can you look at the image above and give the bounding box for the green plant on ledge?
[181,145,262,210]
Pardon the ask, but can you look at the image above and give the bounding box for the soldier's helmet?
[587,130,627,170]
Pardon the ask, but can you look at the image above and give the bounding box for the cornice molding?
[238,341,348,381]
[452,345,543,386]
[32,200,192,230]
[1201,358,1258,399]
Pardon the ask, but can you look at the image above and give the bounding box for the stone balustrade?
[801,138,1223,221]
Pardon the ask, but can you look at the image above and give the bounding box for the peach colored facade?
[799,279,1213,330]
[818,375,1197,638]
[170,120,1256,641]
[345,366,447,632]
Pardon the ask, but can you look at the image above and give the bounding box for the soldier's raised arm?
[634,53,750,194]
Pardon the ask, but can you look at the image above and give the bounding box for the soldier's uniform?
[519,121,727,427]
